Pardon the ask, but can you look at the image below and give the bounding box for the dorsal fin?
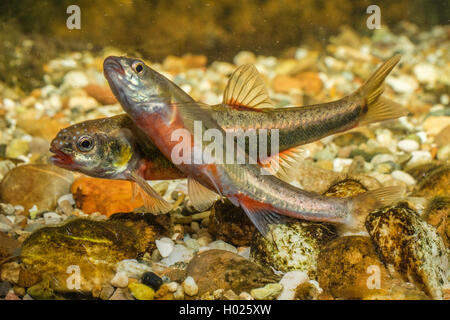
[259,146,307,182]
[223,64,274,109]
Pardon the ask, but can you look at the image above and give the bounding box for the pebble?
[398,139,419,152]
[109,288,134,300]
[128,283,155,300]
[160,244,193,266]
[155,237,175,257]
[250,283,283,300]
[407,150,432,167]
[208,240,237,253]
[167,282,178,293]
[43,212,62,225]
[237,246,250,259]
[98,285,115,300]
[386,75,418,94]
[413,63,438,85]
[239,291,254,300]
[173,285,185,300]
[57,194,75,206]
[277,271,309,300]
[391,170,416,186]
[110,271,129,288]
[182,276,199,296]
[63,71,89,88]
[333,158,353,172]
[0,222,12,233]
[233,51,256,66]
[115,259,152,279]
[141,272,163,291]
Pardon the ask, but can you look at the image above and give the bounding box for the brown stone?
[0,164,73,214]
[208,199,256,246]
[186,249,280,296]
[317,236,394,299]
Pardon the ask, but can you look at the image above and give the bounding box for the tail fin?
[355,55,408,126]
[346,185,405,232]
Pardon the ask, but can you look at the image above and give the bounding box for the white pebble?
[57,194,75,206]
[277,271,309,300]
[155,237,175,257]
[237,247,251,259]
[110,271,128,288]
[239,291,254,300]
[407,151,432,166]
[392,170,416,186]
[43,212,62,225]
[208,240,237,253]
[174,285,184,299]
[167,282,179,293]
[333,158,353,172]
[397,139,419,152]
[115,259,152,279]
[160,245,193,266]
[182,276,199,296]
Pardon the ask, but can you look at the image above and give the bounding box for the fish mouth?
[49,146,74,167]
[103,56,125,79]
[103,56,128,103]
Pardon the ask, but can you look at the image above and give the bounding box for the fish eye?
[132,61,144,74]
[77,135,94,152]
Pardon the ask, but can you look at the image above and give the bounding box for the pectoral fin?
[188,177,220,211]
[128,171,172,214]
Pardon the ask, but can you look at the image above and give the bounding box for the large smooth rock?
[0,164,73,213]
[185,249,280,297]
[251,222,337,277]
[366,202,449,299]
[317,236,395,299]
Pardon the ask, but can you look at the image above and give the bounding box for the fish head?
[103,56,172,117]
[49,117,137,179]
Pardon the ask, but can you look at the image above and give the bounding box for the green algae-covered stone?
[413,164,450,198]
[423,196,449,248]
[21,218,140,294]
[323,178,368,198]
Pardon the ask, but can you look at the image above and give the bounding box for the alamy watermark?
[66,265,81,290]
[366,5,381,30]
[66,5,81,30]
[170,120,279,174]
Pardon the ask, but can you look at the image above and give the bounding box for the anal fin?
[236,196,288,237]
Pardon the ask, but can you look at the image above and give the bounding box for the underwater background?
[0,0,448,300]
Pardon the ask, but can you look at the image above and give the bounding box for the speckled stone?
[366,202,449,299]
[250,222,337,277]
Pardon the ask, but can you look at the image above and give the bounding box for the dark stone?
[141,272,163,291]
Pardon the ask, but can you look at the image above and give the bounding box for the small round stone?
[141,272,163,291]
[182,276,199,296]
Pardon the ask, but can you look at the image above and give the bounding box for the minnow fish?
[49,114,184,213]
[103,55,404,234]
[105,56,406,166]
